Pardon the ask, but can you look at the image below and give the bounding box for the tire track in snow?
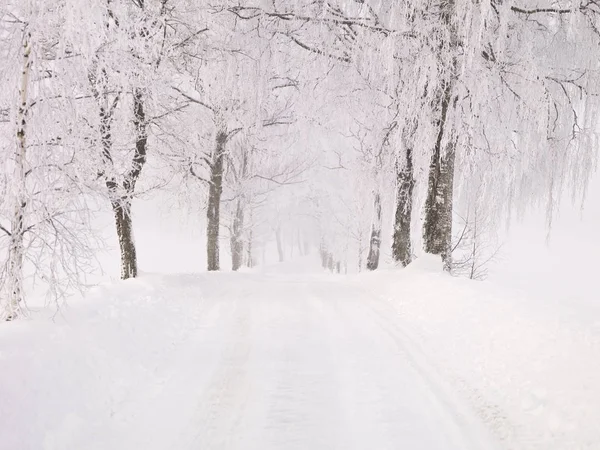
[175,289,255,450]
[111,273,502,450]
[256,287,348,450]
[350,284,502,450]
[82,279,230,450]
[363,283,519,446]
[305,280,498,450]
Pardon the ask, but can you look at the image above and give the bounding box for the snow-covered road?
[14,255,600,450]
[80,273,496,450]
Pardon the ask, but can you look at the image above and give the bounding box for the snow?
[360,259,600,449]
[1,255,599,449]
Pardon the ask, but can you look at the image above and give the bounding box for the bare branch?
[511,5,576,15]
[252,174,304,185]
[190,165,211,184]
[172,86,216,113]
[228,6,394,35]
[0,224,11,237]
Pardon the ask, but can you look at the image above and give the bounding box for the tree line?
[1,0,599,320]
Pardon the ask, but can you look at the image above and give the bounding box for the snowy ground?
[1,255,599,450]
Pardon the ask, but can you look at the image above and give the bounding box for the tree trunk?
[297,230,303,256]
[3,32,32,320]
[366,192,382,271]
[90,77,147,281]
[230,199,244,271]
[275,225,284,262]
[206,130,227,271]
[113,87,147,280]
[246,231,254,268]
[357,234,364,272]
[319,241,327,268]
[113,200,137,279]
[303,240,310,256]
[423,121,456,270]
[246,208,254,268]
[392,130,415,267]
[5,201,26,321]
[422,1,459,271]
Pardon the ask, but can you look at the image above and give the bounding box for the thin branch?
[172,27,209,49]
[172,86,216,113]
[511,5,578,15]
[262,118,295,127]
[0,224,11,237]
[252,174,304,185]
[148,102,189,122]
[228,6,394,35]
[190,165,211,184]
[227,127,243,140]
[287,35,352,64]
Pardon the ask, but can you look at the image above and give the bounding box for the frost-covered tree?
[71,0,175,280]
[232,0,600,272]
[0,1,98,320]
[225,130,309,270]
[171,9,306,271]
[4,0,600,323]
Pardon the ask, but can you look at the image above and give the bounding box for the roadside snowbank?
[362,255,600,450]
[0,273,224,450]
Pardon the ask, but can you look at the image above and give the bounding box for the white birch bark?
[2,30,32,320]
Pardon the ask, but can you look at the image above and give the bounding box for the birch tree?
[1,1,98,319]
[1,17,32,320]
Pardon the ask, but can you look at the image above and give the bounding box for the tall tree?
[3,24,32,319]
[1,1,98,319]
[83,0,174,279]
[392,123,416,267]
